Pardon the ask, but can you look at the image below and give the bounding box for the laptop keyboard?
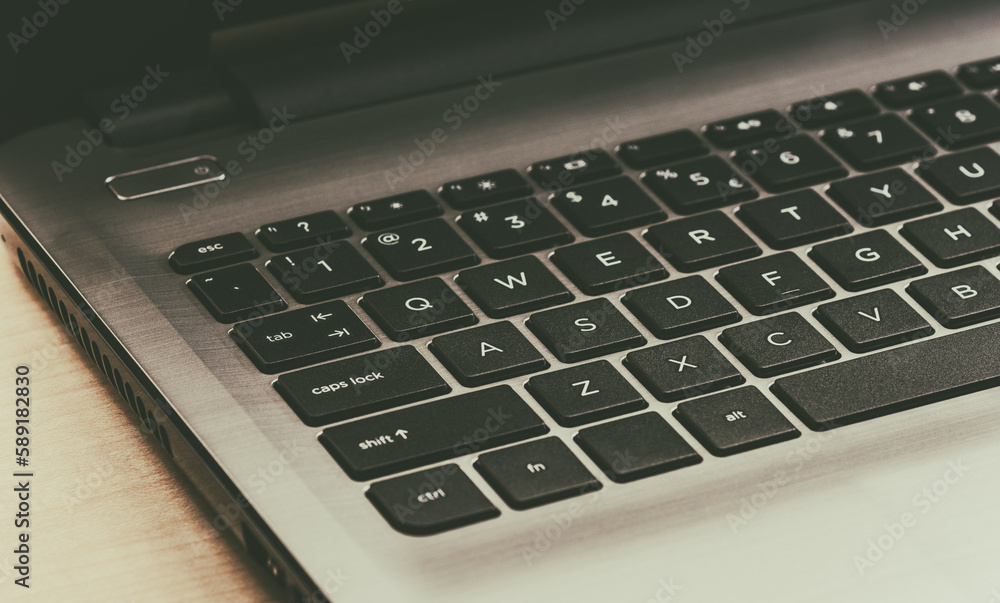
[170,60,1000,536]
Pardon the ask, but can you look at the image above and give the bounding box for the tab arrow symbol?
[311,312,333,322]
[328,328,350,337]
[395,429,408,439]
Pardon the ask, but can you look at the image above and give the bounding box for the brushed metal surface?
[3,1,1000,601]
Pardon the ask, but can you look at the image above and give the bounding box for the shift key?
[320,385,549,480]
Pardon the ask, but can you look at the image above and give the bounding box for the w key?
[457,256,572,318]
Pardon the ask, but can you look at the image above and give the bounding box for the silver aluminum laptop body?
[3,1,1000,601]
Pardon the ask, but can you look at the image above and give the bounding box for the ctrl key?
[366,464,499,535]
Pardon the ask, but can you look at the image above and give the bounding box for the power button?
[105,156,226,200]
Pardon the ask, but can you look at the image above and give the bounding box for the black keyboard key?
[188,264,287,323]
[716,253,833,315]
[907,265,1000,328]
[169,232,258,274]
[430,321,548,387]
[349,191,443,230]
[439,169,533,209]
[910,95,1000,150]
[704,109,794,148]
[737,189,852,250]
[815,289,933,353]
[826,169,942,227]
[624,336,744,402]
[873,71,962,109]
[475,437,601,509]
[363,219,479,280]
[821,114,935,171]
[674,387,799,456]
[575,413,701,483]
[616,129,709,169]
[366,465,499,535]
[274,346,450,426]
[266,242,383,303]
[733,135,847,193]
[622,275,741,340]
[958,56,1000,90]
[359,278,476,342]
[320,385,548,480]
[528,149,622,191]
[457,256,572,318]
[550,233,667,295]
[773,321,1000,430]
[902,208,1000,268]
[917,147,1000,205]
[721,312,839,377]
[231,300,379,373]
[257,211,350,252]
[642,156,757,214]
[643,211,761,272]
[809,229,926,291]
[551,177,665,237]
[458,198,572,259]
[788,89,879,129]
[525,360,647,427]
[528,298,645,363]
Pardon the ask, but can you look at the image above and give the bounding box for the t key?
[737,189,852,249]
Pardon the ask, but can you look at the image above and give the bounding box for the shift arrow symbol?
[395,429,409,439]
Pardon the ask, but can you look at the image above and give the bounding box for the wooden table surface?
[0,246,285,602]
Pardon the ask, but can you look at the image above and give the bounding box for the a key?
[772,321,1000,430]
[439,169,533,209]
[720,312,840,377]
[550,233,667,295]
[643,211,761,272]
[475,437,602,509]
[704,109,794,148]
[907,265,1000,328]
[815,289,933,353]
[363,219,479,280]
[256,211,351,252]
[788,89,879,129]
[320,385,548,480]
[917,147,1000,204]
[958,56,1000,90]
[528,149,622,191]
[274,346,450,426]
[458,198,573,259]
[901,208,1000,268]
[624,336,744,402]
[349,190,443,231]
[231,300,379,373]
[674,387,799,457]
[366,465,499,535]
[821,114,935,171]
[359,278,477,342]
[716,253,833,315]
[429,321,549,387]
[456,255,573,318]
[528,298,645,363]
[873,71,962,108]
[169,232,258,274]
[642,156,758,214]
[616,129,709,169]
[266,242,383,303]
[551,176,666,237]
[575,413,702,483]
[737,189,852,249]
[826,169,942,227]
[733,135,847,193]
[187,264,287,323]
[910,95,1000,150]
[525,360,647,427]
[809,229,926,291]
[622,275,741,340]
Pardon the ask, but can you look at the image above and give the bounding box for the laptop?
[4,0,1000,600]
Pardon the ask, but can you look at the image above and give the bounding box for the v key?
[817,290,933,353]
